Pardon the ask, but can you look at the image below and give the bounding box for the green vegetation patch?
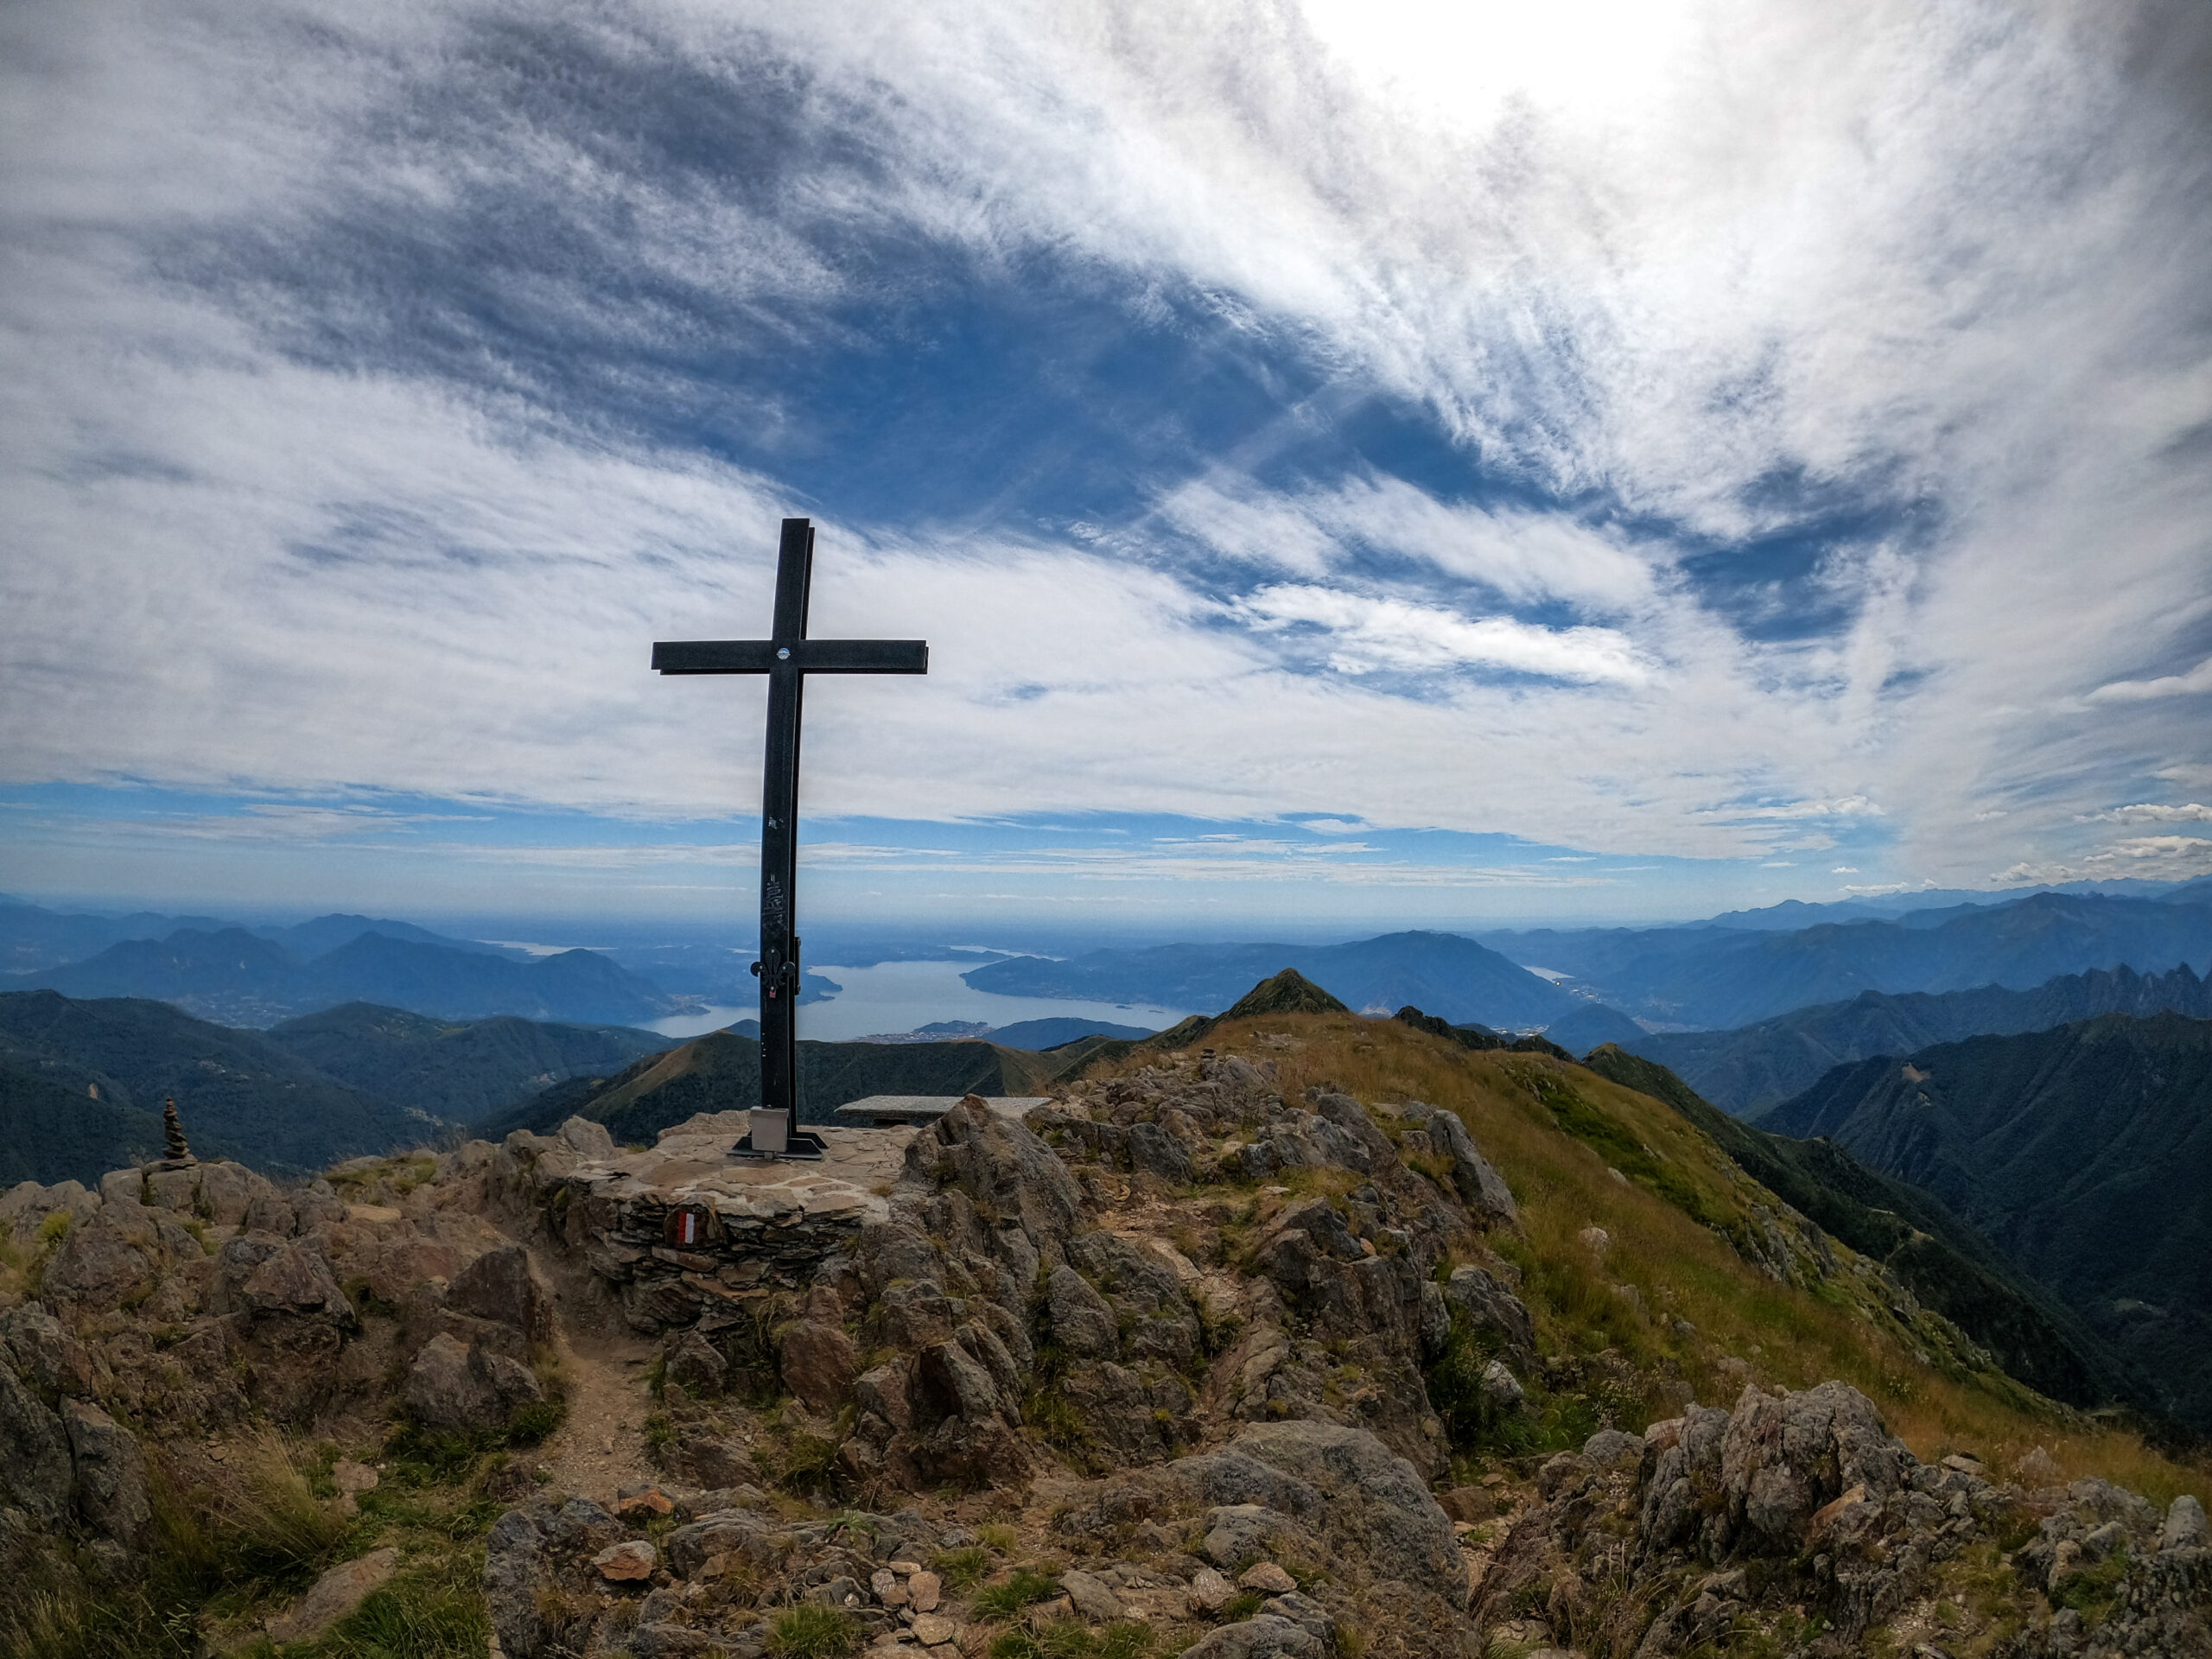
[972,1567,1062,1620]
[765,1604,860,1658]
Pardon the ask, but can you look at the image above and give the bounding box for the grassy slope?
[1150,1009,2202,1506]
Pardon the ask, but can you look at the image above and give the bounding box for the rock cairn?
[160,1096,195,1168]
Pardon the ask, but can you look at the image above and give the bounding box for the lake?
[644,957,1191,1043]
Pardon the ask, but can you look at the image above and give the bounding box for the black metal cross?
[653,518,927,1157]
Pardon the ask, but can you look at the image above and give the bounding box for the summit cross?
[653,517,928,1157]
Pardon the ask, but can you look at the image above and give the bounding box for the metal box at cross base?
[747,1108,789,1155]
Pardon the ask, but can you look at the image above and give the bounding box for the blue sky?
[3,0,2210,931]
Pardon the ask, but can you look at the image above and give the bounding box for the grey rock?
[558,1116,616,1159]
[39,1216,156,1311]
[1185,1421,1463,1600]
[665,1509,772,1579]
[1261,1592,1334,1644]
[1176,1614,1325,1658]
[1059,1567,1126,1620]
[1203,1503,1296,1569]
[484,1501,620,1659]
[1049,1264,1121,1359]
[404,1332,543,1433]
[1442,1265,1536,1367]
[2163,1494,2208,1553]
[1481,1359,1525,1409]
[238,1240,359,1327]
[448,1244,553,1346]
[1126,1122,1193,1184]
[0,1363,73,1528]
[63,1397,150,1548]
[910,1097,1084,1255]
[663,1329,728,1395]
[1583,1428,1644,1467]
[1,1306,99,1398]
[1426,1109,1518,1228]
[779,1319,858,1413]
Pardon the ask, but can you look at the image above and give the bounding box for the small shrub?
[765,1604,858,1658]
[1098,1625,1154,1659]
[977,1522,1021,1554]
[1219,1591,1265,1622]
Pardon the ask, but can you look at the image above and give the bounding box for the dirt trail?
[524,1246,661,1504]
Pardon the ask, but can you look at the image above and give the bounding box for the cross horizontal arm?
[652,639,929,675]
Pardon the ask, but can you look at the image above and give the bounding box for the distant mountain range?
[1766,1010,2212,1433]
[963,930,1573,1028]
[1482,892,2212,1030]
[6,911,679,1027]
[0,991,676,1184]
[0,991,442,1183]
[1611,961,2212,1117]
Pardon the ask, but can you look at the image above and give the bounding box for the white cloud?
[2081,803,2212,823]
[1232,585,1648,683]
[2087,656,2212,703]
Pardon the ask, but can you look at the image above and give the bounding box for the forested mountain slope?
[1769,1011,2212,1431]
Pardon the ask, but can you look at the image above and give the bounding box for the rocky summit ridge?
[0,1004,2204,1658]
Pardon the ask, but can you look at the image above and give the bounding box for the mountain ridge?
[1766,1008,2212,1432]
[1617,959,2212,1117]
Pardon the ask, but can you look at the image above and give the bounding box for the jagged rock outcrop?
[1473,1379,2212,1657]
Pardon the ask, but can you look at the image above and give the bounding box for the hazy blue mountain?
[1620,962,2212,1118]
[0,990,442,1181]
[1541,1001,1649,1052]
[1579,1044,2131,1413]
[260,1002,670,1122]
[27,928,302,1023]
[1766,1011,2212,1432]
[984,1016,1158,1049]
[1482,892,2212,1029]
[16,927,677,1027]
[294,931,675,1024]
[963,930,1570,1028]
[260,912,522,961]
[0,899,226,976]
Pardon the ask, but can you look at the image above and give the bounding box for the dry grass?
[1092,1014,2205,1508]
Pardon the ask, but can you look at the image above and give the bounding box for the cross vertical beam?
[652,517,928,1156]
[758,517,810,1147]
